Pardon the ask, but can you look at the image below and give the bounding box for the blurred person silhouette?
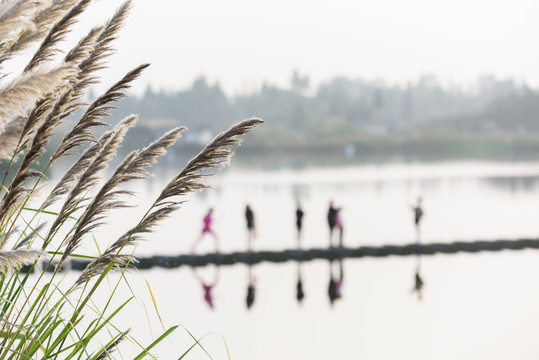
[411,197,424,239]
[245,204,256,250]
[328,257,344,307]
[335,207,344,248]
[192,265,220,309]
[191,208,219,253]
[296,261,305,304]
[327,201,342,247]
[246,265,257,310]
[296,204,304,246]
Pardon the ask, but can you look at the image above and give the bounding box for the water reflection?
[412,259,424,301]
[246,265,257,310]
[192,265,220,309]
[87,163,539,359]
[296,261,305,304]
[76,163,539,316]
[482,176,539,192]
[328,257,344,307]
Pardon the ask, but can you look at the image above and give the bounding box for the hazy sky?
[81,0,539,95]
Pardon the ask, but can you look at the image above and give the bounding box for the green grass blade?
[133,325,179,360]
[63,297,133,360]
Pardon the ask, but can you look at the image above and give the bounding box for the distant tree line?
[110,72,539,137]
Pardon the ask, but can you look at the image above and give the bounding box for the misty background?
[25,1,539,359]
[37,0,539,169]
[82,72,539,166]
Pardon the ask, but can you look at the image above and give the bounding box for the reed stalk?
[0,0,262,358]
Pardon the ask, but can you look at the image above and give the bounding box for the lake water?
[50,161,539,359]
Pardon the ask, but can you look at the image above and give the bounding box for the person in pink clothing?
[202,210,213,233]
[334,207,344,248]
[191,208,219,253]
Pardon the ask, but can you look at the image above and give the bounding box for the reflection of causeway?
[28,238,539,271]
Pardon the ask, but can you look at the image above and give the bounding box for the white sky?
[81,0,539,95]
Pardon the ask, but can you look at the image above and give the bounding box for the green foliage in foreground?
[0,1,261,358]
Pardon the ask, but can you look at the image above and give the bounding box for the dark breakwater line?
[24,238,539,272]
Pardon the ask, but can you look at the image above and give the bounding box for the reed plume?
[0,0,47,48]
[14,95,56,156]
[0,0,262,357]
[12,9,134,164]
[155,118,263,206]
[0,0,80,63]
[0,64,73,120]
[0,167,46,234]
[0,84,78,229]
[15,222,46,249]
[0,115,24,158]
[11,21,105,157]
[77,118,262,285]
[70,1,131,104]
[54,63,150,161]
[46,115,137,252]
[94,330,130,360]
[64,25,104,65]
[0,67,73,158]
[43,128,114,210]
[0,249,43,272]
[65,126,185,271]
[24,0,91,73]
[0,93,64,229]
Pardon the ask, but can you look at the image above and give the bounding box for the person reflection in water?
[296,205,304,246]
[246,265,257,310]
[411,263,424,300]
[328,258,344,306]
[245,204,256,250]
[191,208,219,253]
[296,262,305,304]
[192,266,220,309]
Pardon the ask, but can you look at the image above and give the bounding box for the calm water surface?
[54,161,539,359]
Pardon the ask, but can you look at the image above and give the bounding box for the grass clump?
[0,0,262,358]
